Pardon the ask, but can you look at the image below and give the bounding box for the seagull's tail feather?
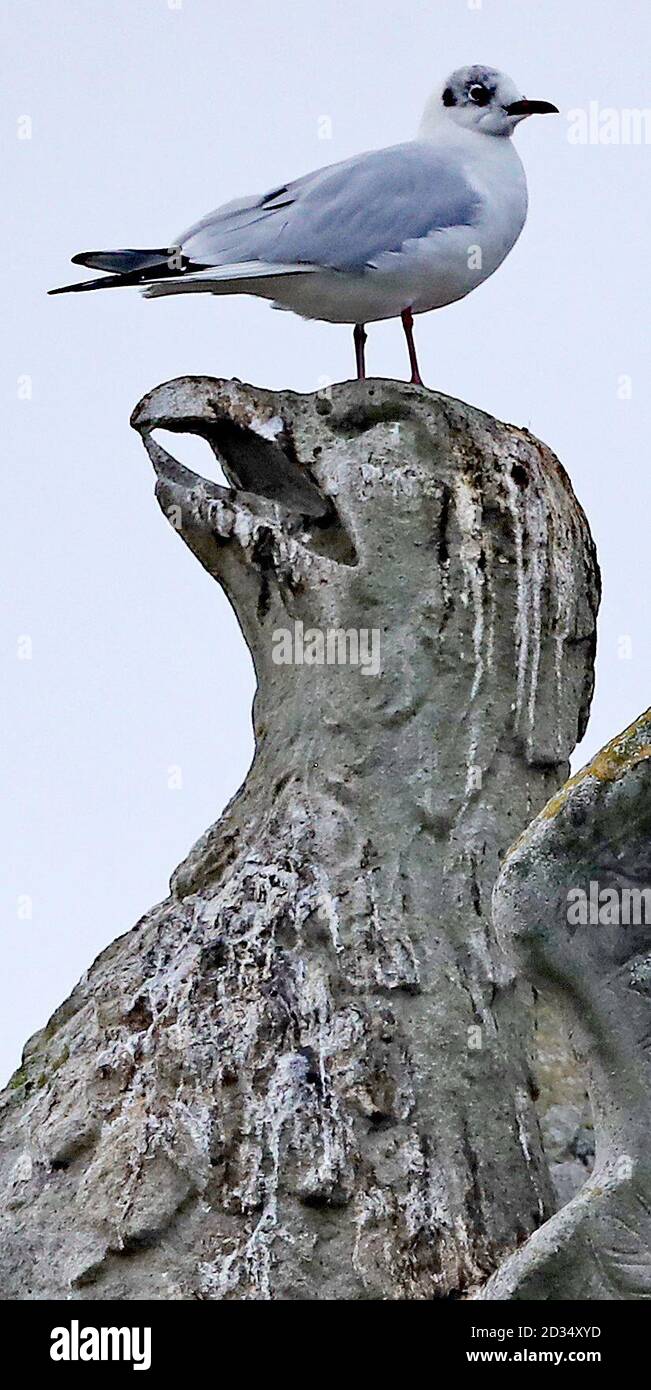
[49,253,318,297]
[48,247,206,295]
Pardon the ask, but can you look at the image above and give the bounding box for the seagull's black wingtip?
[47,271,140,294]
[47,281,98,294]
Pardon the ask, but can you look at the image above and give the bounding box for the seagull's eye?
[469,83,491,106]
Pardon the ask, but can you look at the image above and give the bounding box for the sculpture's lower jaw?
[132,376,361,583]
[131,375,333,519]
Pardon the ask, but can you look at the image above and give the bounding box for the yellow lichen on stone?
[505,709,651,860]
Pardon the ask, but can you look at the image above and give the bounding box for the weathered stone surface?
[531,996,593,1206]
[0,379,599,1299]
[479,710,651,1300]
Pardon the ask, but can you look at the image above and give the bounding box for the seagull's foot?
[409,370,424,388]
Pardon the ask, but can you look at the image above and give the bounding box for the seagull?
[49,66,557,386]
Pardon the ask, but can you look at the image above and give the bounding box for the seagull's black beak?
[506,99,559,117]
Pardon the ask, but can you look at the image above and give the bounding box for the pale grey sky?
[3,0,650,1082]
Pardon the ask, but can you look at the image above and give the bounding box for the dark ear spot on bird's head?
[442,87,456,107]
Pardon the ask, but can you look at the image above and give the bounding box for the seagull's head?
[422,66,558,139]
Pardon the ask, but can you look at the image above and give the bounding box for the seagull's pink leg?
[354,323,367,381]
[401,308,424,387]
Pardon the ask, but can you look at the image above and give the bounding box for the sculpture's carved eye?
[469,83,491,106]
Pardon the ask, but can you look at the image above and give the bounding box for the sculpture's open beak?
[505,99,559,117]
[131,377,331,521]
[131,377,358,586]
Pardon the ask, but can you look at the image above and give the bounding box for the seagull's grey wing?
[178,143,482,274]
